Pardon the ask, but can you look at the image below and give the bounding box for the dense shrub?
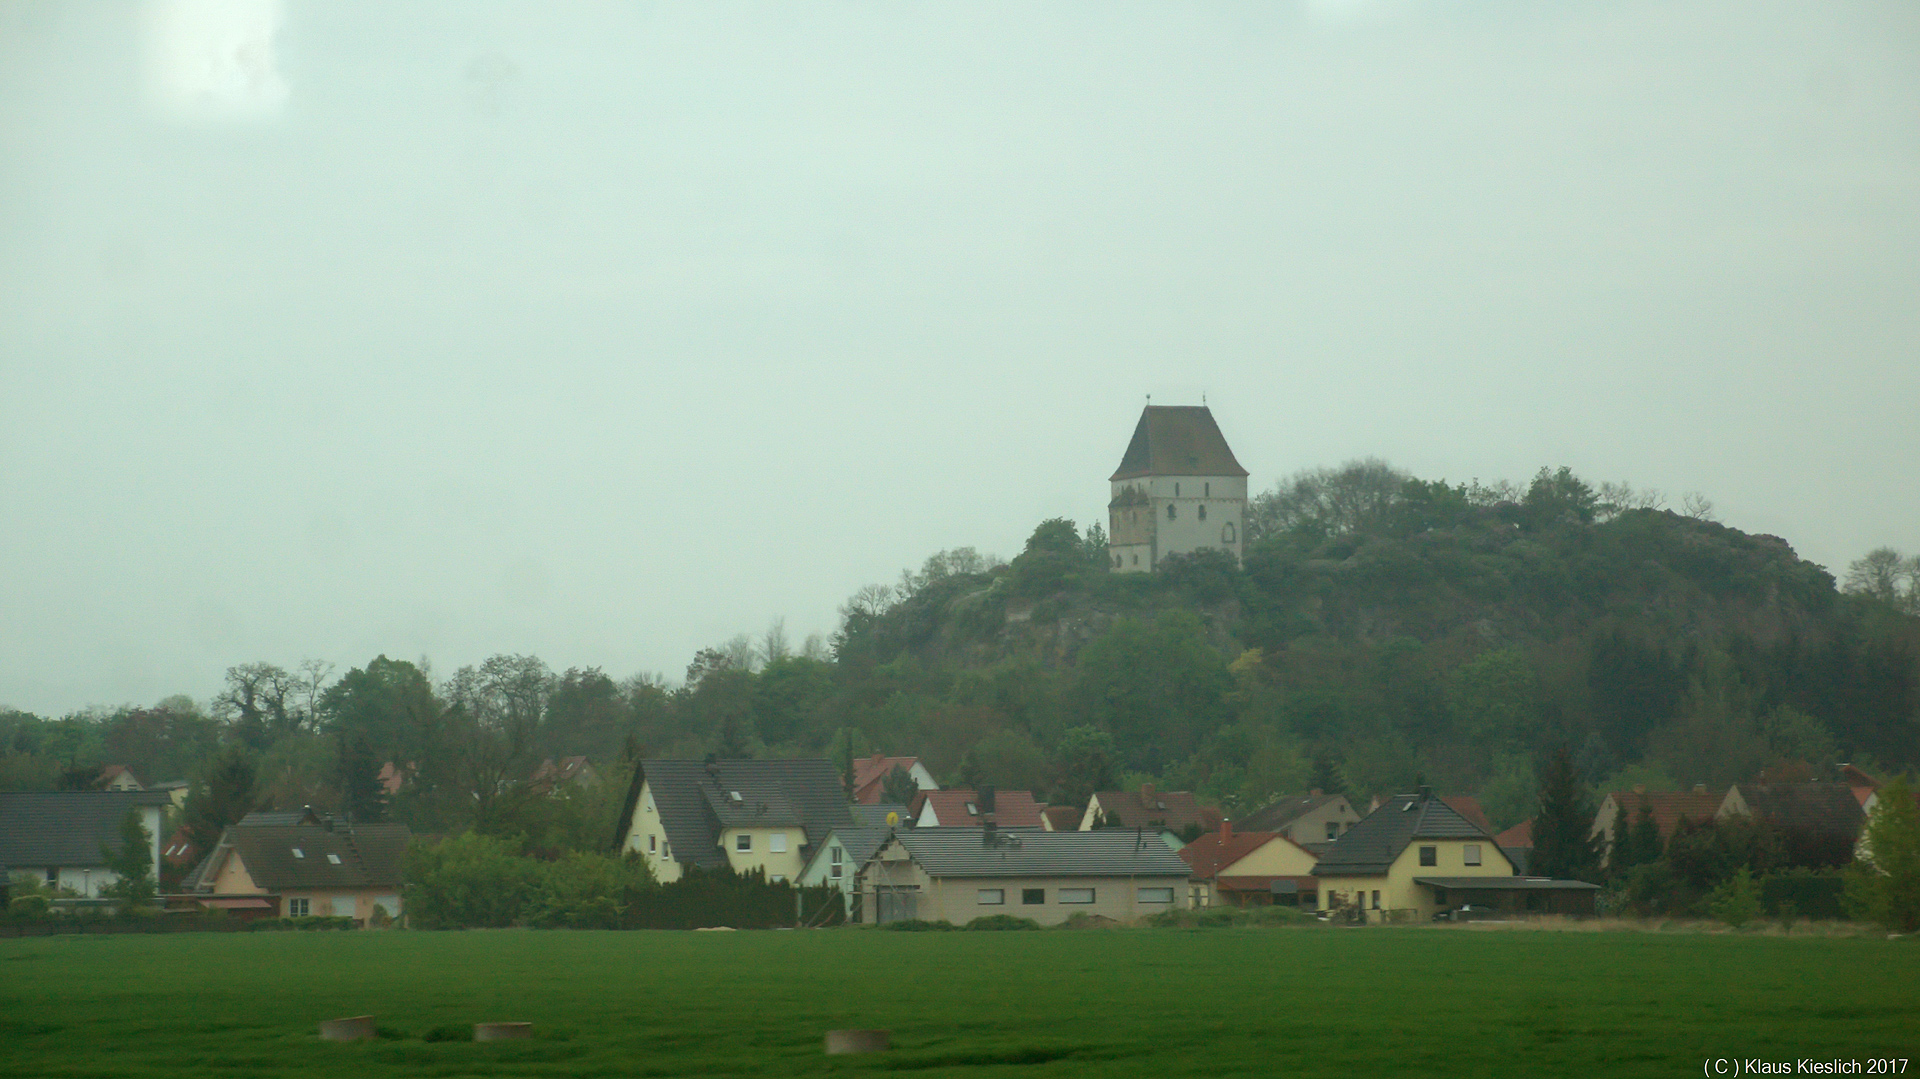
[964,915,1041,931]
[877,919,956,931]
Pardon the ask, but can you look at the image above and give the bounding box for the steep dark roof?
[808,825,894,879]
[1414,876,1599,891]
[877,828,1192,879]
[1312,793,1497,877]
[851,804,910,828]
[1238,793,1343,832]
[1730,783,1866,866]
[615,758,853,870]
[1109,406,1248,481]
[0,791,172,868]
[187,822,410,892]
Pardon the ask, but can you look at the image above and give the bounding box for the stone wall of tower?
[1107,475,1246,572]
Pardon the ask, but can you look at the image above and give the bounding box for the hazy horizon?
[4,1,1917,717]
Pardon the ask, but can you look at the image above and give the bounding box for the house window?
[1113,555,1121,568]
[1198,504,1207,521]
[648,834,657,853]
[1167,504,1177,520]
[1372,891,1381,910]
[966,802,978,816]
[327,854,342,865]
[736,834,752,852]
[978,889,1005,905]
[287,898,310,917]
[830,847,843,879]
[1021,888,1045,905]
[291,848,304,859]
[1131,554,1139,566]
[770,833,787,853]
[1326,821,1340,840]
[1205,482,1210,497]
[1464,844,1482,866]
[1059,888,1095,905]
[1174,482,1180,496]
[1222,523,1236,544]
[1419,845,1437,867]
[1138,887,1174,904]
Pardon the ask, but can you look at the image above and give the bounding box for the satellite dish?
[886,811,900,827]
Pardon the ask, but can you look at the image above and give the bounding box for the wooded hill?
[2,463,1914,844]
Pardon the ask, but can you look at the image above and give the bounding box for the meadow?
[1,924,1914,1078]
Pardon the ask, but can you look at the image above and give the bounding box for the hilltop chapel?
[1107,404,1248,573]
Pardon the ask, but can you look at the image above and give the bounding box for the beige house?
[1312,789,1519,922]
[856,827,1193,926]
[1106,404,1249,573]
[1235,791,1363,849]
[1178,825,1320,909]
[182,812,409,924]
[614,758,852,884]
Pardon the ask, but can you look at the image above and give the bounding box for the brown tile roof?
[1218,874,1319,894]
[1494,820,1532,848]
[1727,783,1866,866]
[851,755,923,804]
[190,821,411,893]
[1091,789,1224,833]
[1039,805,1081,831]
[1604,789,1727,843]
[1178,830,1309,881]
[1109,405,1248,481]
[913,789,1045,828]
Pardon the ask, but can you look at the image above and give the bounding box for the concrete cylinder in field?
[319,1016,375,1041]
[474,1022,533,1042]
[824,1029,890,1054]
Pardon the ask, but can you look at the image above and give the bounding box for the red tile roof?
[1040,805,1081,831]
[1217,874,1319,894]
[912,789,1044,828]
[851,755,924,804]
[1604,789,1727,843]
[1494,820,1532,849]
[1178,830,1310,881]
[1091,788,1224,833]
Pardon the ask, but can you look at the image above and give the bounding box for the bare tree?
[1844,548,1920,614]
[761,617,791,665]
[1681,491,1717,522]
[296,658,335,732]
[1595,481,1667,521]
[216,663,299,744]
[800,633,831,661]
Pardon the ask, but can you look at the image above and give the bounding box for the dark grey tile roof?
[851,804,909,828]
[0,791,173,868]
[1110,405,1248,481]
[812,825,894,876]
[1238,793,1341,832]
[880,828,1193,879]
[1312,794,1495,877]
[185,822,410,892]
[615,758,854,870]
[1414,876,1600,891]
[238,809,324,827]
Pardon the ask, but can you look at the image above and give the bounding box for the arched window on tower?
[1221,522,1237,544]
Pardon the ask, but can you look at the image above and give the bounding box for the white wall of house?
[22,805,166,898]
[620,782,682,883]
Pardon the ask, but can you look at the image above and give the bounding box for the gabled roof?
[1090,789,1223,833]
[614,758,854,870]
[1601,789,1727,842]
[875,828,1192,879]
[1312,793,1495,877]
[1040,805,1081,832]
[850,755,927,804]
[913,789,1046,828]
[803,825,894,881]
[239,809,325,827]
[187,822,410,892]
[1494,819,1532,848]
[530,756,597,791]
[1237,793,1346,832]
[851,804,911,828]
[1439,796,1496,836]
[0,790,173,868]
[1109,405,1248,481]
[99,765,144,789]
[1178,830,1310,881]
[1725,783,1866,864]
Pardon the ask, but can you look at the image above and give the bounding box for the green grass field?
[2,925,1914,1078]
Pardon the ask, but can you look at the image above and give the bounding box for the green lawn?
[1,925,1914,1078]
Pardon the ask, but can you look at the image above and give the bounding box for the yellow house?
[1177,825,1321,909]
[1311,789,1517,922]
[615,759,852,884]
[182,815,410,924]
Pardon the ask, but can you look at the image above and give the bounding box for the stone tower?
[1107,405,1248,573]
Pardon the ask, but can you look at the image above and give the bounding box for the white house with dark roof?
[854,826,1193,926]
[1107,404,1249,573]
[614,758,854,884]
[0,790,170,899]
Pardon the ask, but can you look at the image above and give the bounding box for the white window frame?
[735,833,752,852]
[1059,888,1095,905]
[829,846,843,879]
[770,832,787,853]
[977,889,1005,905]
[1464,844,1482,866]
[287,897,310,917]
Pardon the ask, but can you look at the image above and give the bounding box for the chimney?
[1141,782,1154,801]
[1693,783,1707,794]
[1220,819,1231,840]
[1310,788,1322,798]
[978,786,996,815]
[1417,785,1433,803]
[982,820,997,848]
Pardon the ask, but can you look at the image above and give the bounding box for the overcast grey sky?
[3,0,1917,717]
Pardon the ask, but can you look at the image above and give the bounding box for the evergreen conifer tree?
[1529,746,1602,882]
[101,810,156,909]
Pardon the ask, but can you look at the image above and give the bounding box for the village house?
[848,754,938,805]
[1311,788,1588,923]
[614,758,853,884]
[855,825,1193,926]
[1717,782,1865,867]
[0,790,170,899]
[181,810,409,923]
[1589,785,1728,868]
[1106,404,1249,573]
[1234,791,1362,849]
[530,755,600,794]
[913,788,1045,829]
[1078,784,1223,846]
[1178,823,1321,909]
